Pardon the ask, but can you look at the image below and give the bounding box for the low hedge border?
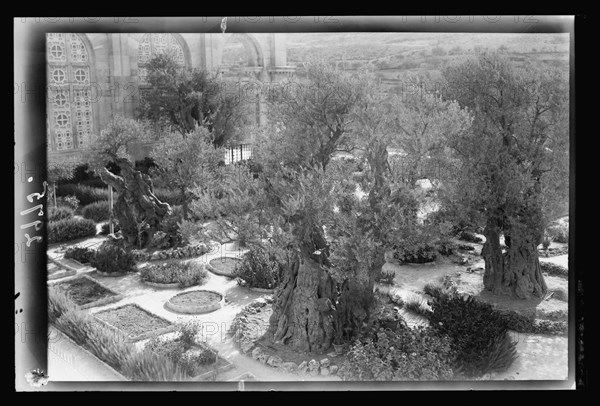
[49,274,124,310]
[165,290,225,315]
[92,303,178,342]
[143,281,182,289]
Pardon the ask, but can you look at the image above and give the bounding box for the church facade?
[46,33,294,161]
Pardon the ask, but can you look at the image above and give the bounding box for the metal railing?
[224,144,253,165]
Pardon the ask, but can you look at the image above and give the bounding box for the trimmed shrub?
[428,292,518,377]
[48,206,74,222]
[377,270,396,285]
[540,261,568,278]
[339,327,455,381]
[436,239,458,256]
[91,242,137,274]
[64,246,96,264]
[48,218,97,244]
[82,201,111,222]
[234,246,285,289]
[140,261,208,288]
[57,195,80,211]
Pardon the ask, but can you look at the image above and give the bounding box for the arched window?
[47,33,94,151]
[137,34,186,84]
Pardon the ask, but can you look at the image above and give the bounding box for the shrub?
[48,218,97,244]
[140,261,207,288]
[91,241,137,274]
[547,220,569,244]
[458,231,483,243]
[436,239,458,256]
[540,261,568,278]
[404,294,432,317]
[339,327,455,381]
[56,183,110,206]
[145,322,216,377]
[159,205,184,247]
[48,286,72,324]
[48,206,74,222]
[154,188,184,206]
[234,246,285,289]
[428,292,518,377]
[82,201,111,222]
[64,246,97,264]
[377,270,396,285]
[60,195,80,211]
[392,232,438,264]
[100,221,121,235]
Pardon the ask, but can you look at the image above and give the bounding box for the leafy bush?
[82,201,111,222]
[100,221,121,235]
[428,291,518,377]
[48,286,72,324]
[140,261,207,288]
[91,241,137,274]
[59,195,80,211]
[64,246,96,264]
[48,218,97,244]
[56,183,110,206]
[48,206,74,222]
[159,205,184,246]
[339,327,455,381]
[234,246,285,289]
[458,231,483,243]
[392,232,438,264]
[547,220,569,244]
[436,239,458,256]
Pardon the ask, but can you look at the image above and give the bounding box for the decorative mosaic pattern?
[46,34,93,151]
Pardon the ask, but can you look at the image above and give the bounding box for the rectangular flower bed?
[93,303,177,342]
[52,274,123,309]
[146,335,234,381]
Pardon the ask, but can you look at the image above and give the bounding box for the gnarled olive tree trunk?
[269,226,336,353]
[482,217,547,299]
[99,157,171,247]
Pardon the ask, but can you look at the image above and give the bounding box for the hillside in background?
[284,32,570,90]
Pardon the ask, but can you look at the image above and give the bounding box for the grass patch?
[94,304,172,338]
[59,276,116,306]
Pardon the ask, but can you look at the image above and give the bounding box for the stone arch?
[221,33,265,68]
[130,33,192,81]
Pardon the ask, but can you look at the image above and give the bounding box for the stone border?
[189,345,236,381]
[165,290,225,314]
[142,280,181,289]
[96,270,129,277]
[205,257,241,277]
[49,274,124,310]
[93,303,178,342]
[48,268,77,281]
[248,287,275,294]
[48,255,81,275]
[49,324,128,381]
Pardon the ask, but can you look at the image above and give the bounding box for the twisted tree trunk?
[482,216,547,299]
[269,226,336,353]
[99,157,171,247]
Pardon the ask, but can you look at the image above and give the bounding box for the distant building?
[46,33,295,162]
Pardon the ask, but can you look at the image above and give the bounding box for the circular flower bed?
[206,257,241,277]
[165,290,225,314]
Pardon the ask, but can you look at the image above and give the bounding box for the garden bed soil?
[54,275,123,309]
[93,303,176,341]
[206,257,241,277]
[165,290,225,314]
